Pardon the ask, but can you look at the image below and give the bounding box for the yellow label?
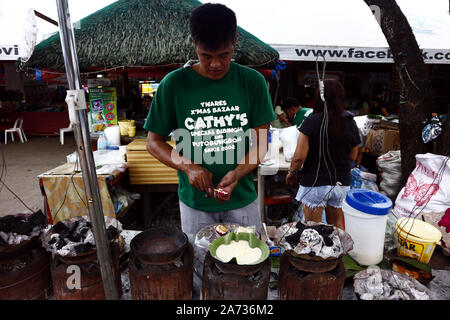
[397,232,434,263]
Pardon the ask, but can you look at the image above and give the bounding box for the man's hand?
[214,170,239,203]
[185,164,214,193]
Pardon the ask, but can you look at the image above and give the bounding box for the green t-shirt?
[292,107,313,127]
[144,62,275,212]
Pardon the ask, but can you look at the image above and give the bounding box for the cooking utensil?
[209,232,269,275]
[130,227,188,265]
[262,222,275,247]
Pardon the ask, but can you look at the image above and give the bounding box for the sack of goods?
[393,153,450,218]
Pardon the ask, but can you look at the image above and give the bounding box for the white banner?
[272,45,450,64]
[0,44,20,61]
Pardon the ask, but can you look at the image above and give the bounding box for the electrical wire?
[279,53,341,240]
[0,142,35,213]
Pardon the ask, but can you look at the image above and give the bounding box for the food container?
[396,217,442,264]
[342,189,392,266]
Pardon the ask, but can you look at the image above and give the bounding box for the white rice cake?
[216,240,262,264]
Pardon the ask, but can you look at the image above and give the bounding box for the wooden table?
[38,162,126,224]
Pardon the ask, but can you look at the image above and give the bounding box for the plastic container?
[396,217,442,264]
[104,125,121,146]
[97,133,107,150]
[342,189,392,266]
[118,120,135,135]
[128,126,136,138]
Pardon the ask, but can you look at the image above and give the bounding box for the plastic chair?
[60,123,73,145]
[5,117,27,144]
[264,194,293,222]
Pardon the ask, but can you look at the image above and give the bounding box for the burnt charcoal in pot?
[0,234,7,246]
[0,215,22,233]
[68,220,79,234]
[323,235,334,247]
[285,230,302,248]
[27,210,47,227]
[74,242,94,255]
[68,232,82,243]
[56,237,67,250]
[48,236,58,245]
[311,224,334,237]
[79,227,90,236]
[59,229,70,240]
[11,220,34,235]
[295,221,308,234]
[52,221,69,235]
[106,226,118,240]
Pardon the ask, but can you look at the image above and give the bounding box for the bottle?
[97,133,107,150]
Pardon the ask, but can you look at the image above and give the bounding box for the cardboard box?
[363,129,400,155]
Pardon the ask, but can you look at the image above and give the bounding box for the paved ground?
[0,135,77,216]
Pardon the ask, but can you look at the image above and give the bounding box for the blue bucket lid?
[345,189,392,216]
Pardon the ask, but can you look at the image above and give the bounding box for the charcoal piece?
[48,236,58,245]
[11,221,34,235]
[79,227,90,236]
[68,233,82,243]
[312,224,334,237]
[52,221,69,235]
[285,230,302,249]
[295,221,308,234]
[56,237,67,250]
[27,210,47,227]
[106,226,118,240]
[323,235,334,247]
[74,242,94,255]
[0,234,7,246]
[0,215,22,233]
[68,220,80,234]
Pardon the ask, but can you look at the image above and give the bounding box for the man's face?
[286,106,301,119]
[194,41,235,80]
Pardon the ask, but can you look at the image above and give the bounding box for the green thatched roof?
[28,0,279,71]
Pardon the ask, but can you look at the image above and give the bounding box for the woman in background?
[286,80,360,229]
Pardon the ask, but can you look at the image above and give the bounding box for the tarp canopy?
[213,0,450,64]
[26,0,279,71]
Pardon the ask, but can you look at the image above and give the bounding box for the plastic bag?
[279,125,299,161]
[377,150,402,201]
[350,168,379,191]
[393,153,450,218]
[384,209,400,252]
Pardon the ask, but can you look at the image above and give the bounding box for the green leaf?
[394,256,432,274]
[343,255,364,271]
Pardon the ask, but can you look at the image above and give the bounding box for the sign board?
[88,87,117,133]
[0,44,20,61]
[272,45,450,64]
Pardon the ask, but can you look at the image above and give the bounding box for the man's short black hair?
[281,97,300,111]
[189,3,237,51]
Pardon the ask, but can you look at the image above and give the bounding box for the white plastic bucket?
[104,125,121,146]
[342,189,392,266]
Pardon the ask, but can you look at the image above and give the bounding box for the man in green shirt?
[144,3,275,237]
[272,97,312,128]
